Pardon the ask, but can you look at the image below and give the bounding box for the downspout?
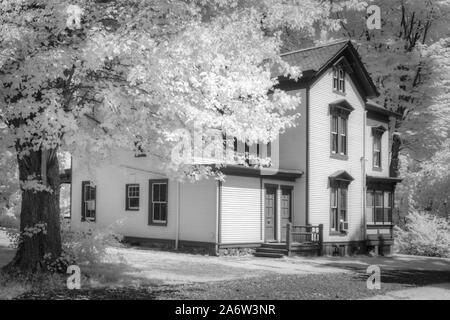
[305,86,310,225]
[361,110,367,242]
[175,181,181,250]
[69,155,73,220]
[215,180,222,255]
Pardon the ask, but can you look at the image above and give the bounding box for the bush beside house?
[395,211,450,258]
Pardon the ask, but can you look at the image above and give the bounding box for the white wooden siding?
[220,176,262,244]
[71,149,216,243]
[179,179,217,243]
[308,69,365,242]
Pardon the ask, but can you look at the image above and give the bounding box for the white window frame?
[126,184,140,210]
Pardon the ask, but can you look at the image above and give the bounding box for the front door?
[264,186,277,241]
[280,188,292,241]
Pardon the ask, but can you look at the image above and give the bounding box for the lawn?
[1,230,449,300]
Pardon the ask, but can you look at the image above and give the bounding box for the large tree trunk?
[4,148,62,273]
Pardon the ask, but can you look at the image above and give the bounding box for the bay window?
[366,190,393,224]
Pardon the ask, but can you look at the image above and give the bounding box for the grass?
[1,230,449,300]
[13,269,450,300]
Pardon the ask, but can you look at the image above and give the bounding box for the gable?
[278,40,379,100]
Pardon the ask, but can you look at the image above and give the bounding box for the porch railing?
[286,223,323,255]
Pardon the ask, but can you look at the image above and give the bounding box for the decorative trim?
[371,125,387,137]
[329,170,354,188]
[329,99,354,118]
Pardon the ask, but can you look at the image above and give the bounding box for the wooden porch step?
[255,247,289,255]
[259,243,288,249]
[253,251,285,258]
[253,241,321,258]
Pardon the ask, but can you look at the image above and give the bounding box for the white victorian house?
[66,40,401,257]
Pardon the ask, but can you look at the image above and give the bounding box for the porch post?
[276,185,281,242]
[286,222,292,254]
[318,224,324,256]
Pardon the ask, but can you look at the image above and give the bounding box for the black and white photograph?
[0,0,449,311]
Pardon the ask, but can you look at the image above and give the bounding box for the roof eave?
[366,102,403,118]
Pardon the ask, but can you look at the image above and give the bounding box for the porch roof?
[366,175,403,183]
[366,175,403,191]
[219,165,303,182]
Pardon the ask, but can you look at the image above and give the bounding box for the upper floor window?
[330,101,353,159]
[372,126,386,170]
[331,115,348,156]
[333,67,345,93]
[373,135,381,168]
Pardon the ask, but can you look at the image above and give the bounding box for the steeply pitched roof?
[280,40,349,73]
[278,40,379,99]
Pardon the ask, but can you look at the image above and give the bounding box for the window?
[372,126,385,169]
[126,184,140,211]
[340,117,347,155]
[149,179,168,225]
[330,187,347,232]
[81,181,96,221]
[366,190,393,224]
[244,142,250,165]
[333,67,345,93]
[331,114,348,156]
[329,170,353,233]
[331,115,338,153]
[373,135,381,168]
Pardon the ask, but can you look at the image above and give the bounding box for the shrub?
[61,219,124,265]
[394,211,450,258]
